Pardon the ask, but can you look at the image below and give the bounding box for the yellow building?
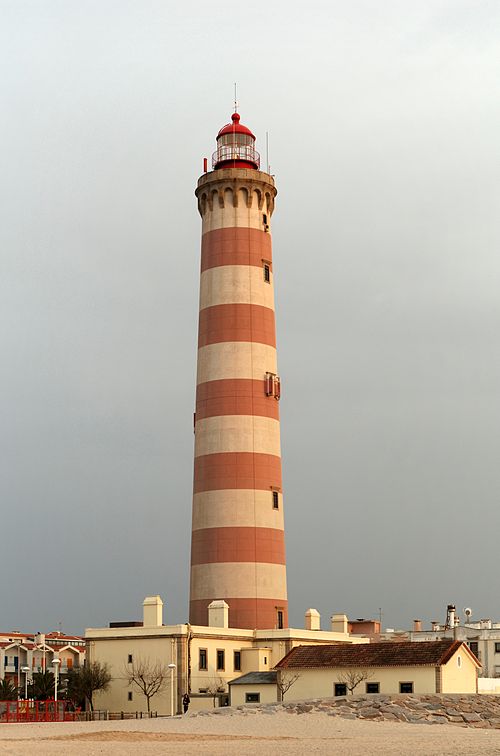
[85,597,367,714]
[265,639,480,703]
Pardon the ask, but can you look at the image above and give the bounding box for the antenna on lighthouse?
[234,82,238,113]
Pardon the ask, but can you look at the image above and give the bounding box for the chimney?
[208,600,229,628]
[142,596,163,627]
[447,604,456,629]
[413,619,422,632]
[305,608,321,631]
[431,621,439,632]
[331,613,348,634]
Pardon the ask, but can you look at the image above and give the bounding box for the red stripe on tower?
[190,112,288,630]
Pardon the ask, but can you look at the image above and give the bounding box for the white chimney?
[305,608,321,631]
[142,596,163,627]
[413,619,422,632]
[447,605,456,629]
[331,613,348,634]
[208,600,229,628]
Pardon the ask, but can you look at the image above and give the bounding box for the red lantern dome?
[212,113,260,170]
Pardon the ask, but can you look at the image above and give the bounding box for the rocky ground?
[193,693,500,729]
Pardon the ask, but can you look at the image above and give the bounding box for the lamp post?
[52,658,61,702]
[168,663,176,717]
[20,666,30,700]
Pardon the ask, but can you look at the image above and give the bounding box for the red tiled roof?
[275,640,480,669]
[45,632,84,641]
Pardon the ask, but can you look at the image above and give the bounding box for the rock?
[425,716,448,724]
[462,713,482,723]
[296,704,313,714]
[358,708,381,719]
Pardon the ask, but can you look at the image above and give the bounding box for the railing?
[0,700,73,723]
[72,711,158,721]
[0,703,160,723]
[212,144,260,169]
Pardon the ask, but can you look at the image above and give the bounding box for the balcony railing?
[212,144,260,169]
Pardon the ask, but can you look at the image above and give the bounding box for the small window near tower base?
[216,649,225,671]
[233,651,241,671]
[128,691,133,701]
[277,610,284,629]
[199,649,207,670]
[272,491,279,510]
[263,263,270,283]
[263,213,267,225]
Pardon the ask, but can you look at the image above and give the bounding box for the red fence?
[0,700,76,723]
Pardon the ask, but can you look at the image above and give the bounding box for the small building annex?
[270,639,480,700]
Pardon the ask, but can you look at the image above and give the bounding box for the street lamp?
[168,663,176,717]
[20,666,30,700]
[52,658,61,702]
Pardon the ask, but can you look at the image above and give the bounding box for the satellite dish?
[464,607,472,619]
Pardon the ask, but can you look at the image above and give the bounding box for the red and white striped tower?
[190,112,288,630]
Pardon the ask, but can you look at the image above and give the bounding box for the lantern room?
[212,113,260,170]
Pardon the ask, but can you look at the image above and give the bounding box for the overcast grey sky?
[1,0,499,634]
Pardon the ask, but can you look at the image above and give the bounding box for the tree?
[205,677,226,707]
[124,658,170,713]
[277,671,301,701]
[337,669,373,695]
[66,662,111,711]
[30,671,55,700]
[0,678,18,700]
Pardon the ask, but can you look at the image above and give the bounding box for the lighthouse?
[190,112,288,630]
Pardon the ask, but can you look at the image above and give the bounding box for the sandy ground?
[1,712,500,755]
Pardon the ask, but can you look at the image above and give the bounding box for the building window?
[216,649,225,671]
[127,654,133,664]
[366,682,380,694]
[246,693,260,703]
[272,491,279,509]
[277,610,284,630]
[199,648,207,670]
[263,263,270,283]
[495,643,500,654]
[399,682,414,694]
[457,655,462,668]
[469,642,479,656]
[264,657,267,665]
[262,214,267,225]
[234,651,241,671]
[334,683,347,696]
[128,691,133,701]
